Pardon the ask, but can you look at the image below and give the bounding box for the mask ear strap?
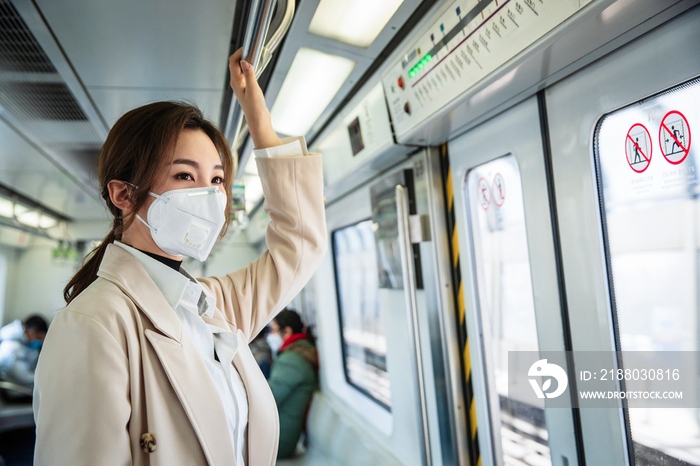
[135,214,157,234]
[124,181,169,204]
[149,192,169,203]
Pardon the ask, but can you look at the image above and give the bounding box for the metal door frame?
[318,153,462,465]
[449,96,581,466]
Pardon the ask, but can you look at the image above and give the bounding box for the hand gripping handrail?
[225,0,295,168]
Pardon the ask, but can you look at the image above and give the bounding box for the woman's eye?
[212,176,224,184]
[176,173,193,181]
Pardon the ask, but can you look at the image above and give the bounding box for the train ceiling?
[0,0,427,227]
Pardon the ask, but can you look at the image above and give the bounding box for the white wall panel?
[7,244,77,325]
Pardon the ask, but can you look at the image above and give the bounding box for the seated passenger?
[0,315,48,389]
[268,309,318,458]
[250,327,272,379]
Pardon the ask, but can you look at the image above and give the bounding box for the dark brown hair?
[64,101,235,304]
[273,309,305,334]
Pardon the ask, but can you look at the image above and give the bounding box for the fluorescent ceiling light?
[0,198,28,218]
[308,0,404,48]
[17,210,41,228]
[0,198,14,218]
[16,210,57,229]
[39,216,58,229]
[270,48,355,136]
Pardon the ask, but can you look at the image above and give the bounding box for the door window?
[465,154,552,466]
[332,220,392,409]
[594,76,700,465]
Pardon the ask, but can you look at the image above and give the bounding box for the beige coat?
[33,155,327,466]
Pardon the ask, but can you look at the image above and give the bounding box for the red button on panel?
[397,76,404,89]
[404,102,411,115]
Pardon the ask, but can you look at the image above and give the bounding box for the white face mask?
[266,333,284,356]
[135,186,227,262]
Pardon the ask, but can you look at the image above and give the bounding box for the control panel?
[382,0,582,140]
[313,83,398,186]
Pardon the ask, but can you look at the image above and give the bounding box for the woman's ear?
[107,180,135,214]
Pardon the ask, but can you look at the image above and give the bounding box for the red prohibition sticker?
[659,110,691,165]
[625,123,652,173]
[478,178,491,210]
[493,173,505,206]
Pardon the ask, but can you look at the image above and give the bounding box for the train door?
[316,153,460,466]
[448,96,581,466]
[546,6,700,466]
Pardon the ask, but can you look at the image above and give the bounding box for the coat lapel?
[97,244,181,342]
[146,329,236,466]
[97,244,236,466]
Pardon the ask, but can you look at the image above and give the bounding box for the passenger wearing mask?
[32,48,327,466]
[0,315,48,389]
[267,309,318,459]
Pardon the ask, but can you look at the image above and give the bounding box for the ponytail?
[63,230,116,304]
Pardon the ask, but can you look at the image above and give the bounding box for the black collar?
[137,248,183,271]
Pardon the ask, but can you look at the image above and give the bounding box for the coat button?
[141,433,157,453]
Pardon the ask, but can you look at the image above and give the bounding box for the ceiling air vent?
[0,81,88,121]
[0,0,55,73]
[0,0,105,196]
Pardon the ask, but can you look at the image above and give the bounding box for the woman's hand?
[229,48,282,149]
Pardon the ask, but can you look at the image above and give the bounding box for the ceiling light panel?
[308,0,404,48]
[0,198,14,218]
[17,210,41,228]
[0,198,29,219]
[39,216,58,229]
[270,48,355,136]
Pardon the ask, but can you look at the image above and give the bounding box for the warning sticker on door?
[493,173,505,206]
[659,110,691,165]
[626,124,652,173]
[478,178,490,210]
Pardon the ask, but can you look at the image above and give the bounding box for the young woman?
[32,48,327,466]
[267,309,318,459]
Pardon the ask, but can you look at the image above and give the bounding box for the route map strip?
[411,0,508,88]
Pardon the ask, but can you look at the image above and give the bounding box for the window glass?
[465,155,551,466]
[594,77,700,465]
[332,220,392,409]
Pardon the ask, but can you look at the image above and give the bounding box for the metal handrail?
[225,0,276,153]
[225,0,295,164]
[396,185,433,466]
[256,0,294,77]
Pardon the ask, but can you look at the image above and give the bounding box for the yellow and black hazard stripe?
[439,143,481,466]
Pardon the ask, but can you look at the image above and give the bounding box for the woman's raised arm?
[198,50,327,341]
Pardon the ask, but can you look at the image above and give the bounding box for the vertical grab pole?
[396,185,433,466]
[225,0,277,150]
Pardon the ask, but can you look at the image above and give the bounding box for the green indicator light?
[408,54,433,79]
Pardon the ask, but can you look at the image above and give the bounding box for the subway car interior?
[0,0,698,465]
